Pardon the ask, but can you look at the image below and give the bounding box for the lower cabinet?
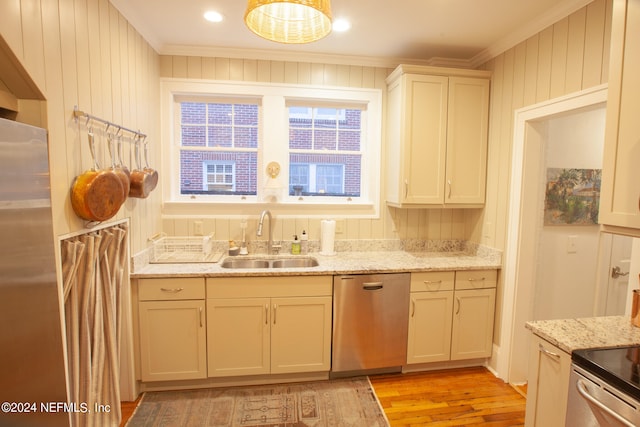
[206,276,333,378]
[524,334,571,427]
[137,278,207,382]
[407,272,455,363]
[407,269,497,365]
[451,270,497,360]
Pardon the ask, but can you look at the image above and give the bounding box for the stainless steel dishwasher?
[331,273,410,375]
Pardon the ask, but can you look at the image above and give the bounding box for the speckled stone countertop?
[131,245,502,278]
[526,316,640,353]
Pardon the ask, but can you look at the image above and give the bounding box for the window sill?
[161,200,379,219]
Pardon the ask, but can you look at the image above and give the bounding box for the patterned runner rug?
[126,377,389,426]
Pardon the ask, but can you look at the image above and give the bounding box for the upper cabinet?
[600,0,640,234]
[385,65,491,208]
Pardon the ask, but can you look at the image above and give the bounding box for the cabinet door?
[401,74,448,204]
[270,296,332,374]
[138,300,206,381]
[450,288,495,360]
[407,290,454,364]
[600,0,640,231]
[207,298,270,377]
[445,77,490,205]
[524,335,571,427]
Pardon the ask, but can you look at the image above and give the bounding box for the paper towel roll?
[320,220,336,255]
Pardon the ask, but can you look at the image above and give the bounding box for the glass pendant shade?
[244,0,332,44]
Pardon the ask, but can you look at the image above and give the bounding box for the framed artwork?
[544,168,601,226]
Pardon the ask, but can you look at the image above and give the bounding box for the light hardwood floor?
[120,367,526,426]
[370,367,526,426]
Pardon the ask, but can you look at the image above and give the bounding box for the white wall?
[533,107,606,320]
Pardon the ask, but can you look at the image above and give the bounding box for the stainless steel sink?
[220,259,270,269]
[220,257,318,269]
[271,258,319,268]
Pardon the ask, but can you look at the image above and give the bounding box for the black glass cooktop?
[572,346,640,400]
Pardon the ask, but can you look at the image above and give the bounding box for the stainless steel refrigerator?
[0,117,68,427]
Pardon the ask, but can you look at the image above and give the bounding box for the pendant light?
[244,0,332,44]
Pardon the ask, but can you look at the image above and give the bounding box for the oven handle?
[576,379,636,427]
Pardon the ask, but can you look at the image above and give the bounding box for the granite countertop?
[131,249,502,278]
[526,316,640,353]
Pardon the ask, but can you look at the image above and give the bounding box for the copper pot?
[70,130,125,221]
[129,137,156,198]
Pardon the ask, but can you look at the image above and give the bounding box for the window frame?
[160,78,382,218]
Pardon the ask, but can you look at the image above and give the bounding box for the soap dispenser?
[291,235,301,255]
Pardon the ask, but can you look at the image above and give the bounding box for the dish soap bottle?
[300,230,309,255]
[291,235,301,255]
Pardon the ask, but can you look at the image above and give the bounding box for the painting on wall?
[544,168,601,226]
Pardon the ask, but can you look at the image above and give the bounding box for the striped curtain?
[62,224,128,427]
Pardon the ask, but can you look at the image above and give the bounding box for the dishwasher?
[331,273,410,375]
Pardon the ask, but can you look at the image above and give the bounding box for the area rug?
[125,377,389,427]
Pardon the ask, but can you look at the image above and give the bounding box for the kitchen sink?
[220,257,319,269]
[220,259,270,269]
[271,258,319,268]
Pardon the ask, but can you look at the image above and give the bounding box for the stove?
[572,345,640,400]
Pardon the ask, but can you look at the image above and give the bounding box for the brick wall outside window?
[178,102,363,197]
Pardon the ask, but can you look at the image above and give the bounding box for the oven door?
[566,364,640,427]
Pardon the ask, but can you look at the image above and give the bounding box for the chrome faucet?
[257,210,274,254]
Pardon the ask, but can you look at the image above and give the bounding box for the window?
[179,100,258,196]
[205,162,235,192]
[290,163,345,195]
[288,107,361,197]
[161,80,382,217]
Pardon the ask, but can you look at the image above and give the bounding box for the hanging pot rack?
[73,106,147,140]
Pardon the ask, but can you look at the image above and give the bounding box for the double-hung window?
[288,105,362,197]
[162,80,382,217]
[178,99,259,196]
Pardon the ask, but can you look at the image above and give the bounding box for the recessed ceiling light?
[204,10,223,23]
[332,18,351,32]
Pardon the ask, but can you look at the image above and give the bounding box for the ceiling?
[110,0,593,68]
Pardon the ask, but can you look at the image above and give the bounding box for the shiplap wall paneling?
[480,0,612,250]
[0,0,161,255]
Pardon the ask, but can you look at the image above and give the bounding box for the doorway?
[496,85,612,384]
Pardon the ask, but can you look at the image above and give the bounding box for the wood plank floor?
[369,367,526,426]
[119,367,526,426]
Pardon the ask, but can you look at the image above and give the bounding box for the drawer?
[455,269,498,290]
[206,275,332,298]
[410,271,455,292]
[138,278,205,301]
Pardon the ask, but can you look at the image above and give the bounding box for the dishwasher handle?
[362,282,384,290]
[576,379,636,427]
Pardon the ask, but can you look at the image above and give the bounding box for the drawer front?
[455,269,497,290]
[206,275,332,298]
[139,278,205,301]
[410,271,455,292]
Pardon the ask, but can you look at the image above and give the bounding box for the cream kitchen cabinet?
[600,0,640,234]
[407,271,455,364]
[451,270,497,360]
[137,278,207,382]
[524,334,571,427]
[206,276,332,378]
[385,64,491,208]
[407,269,497,365]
